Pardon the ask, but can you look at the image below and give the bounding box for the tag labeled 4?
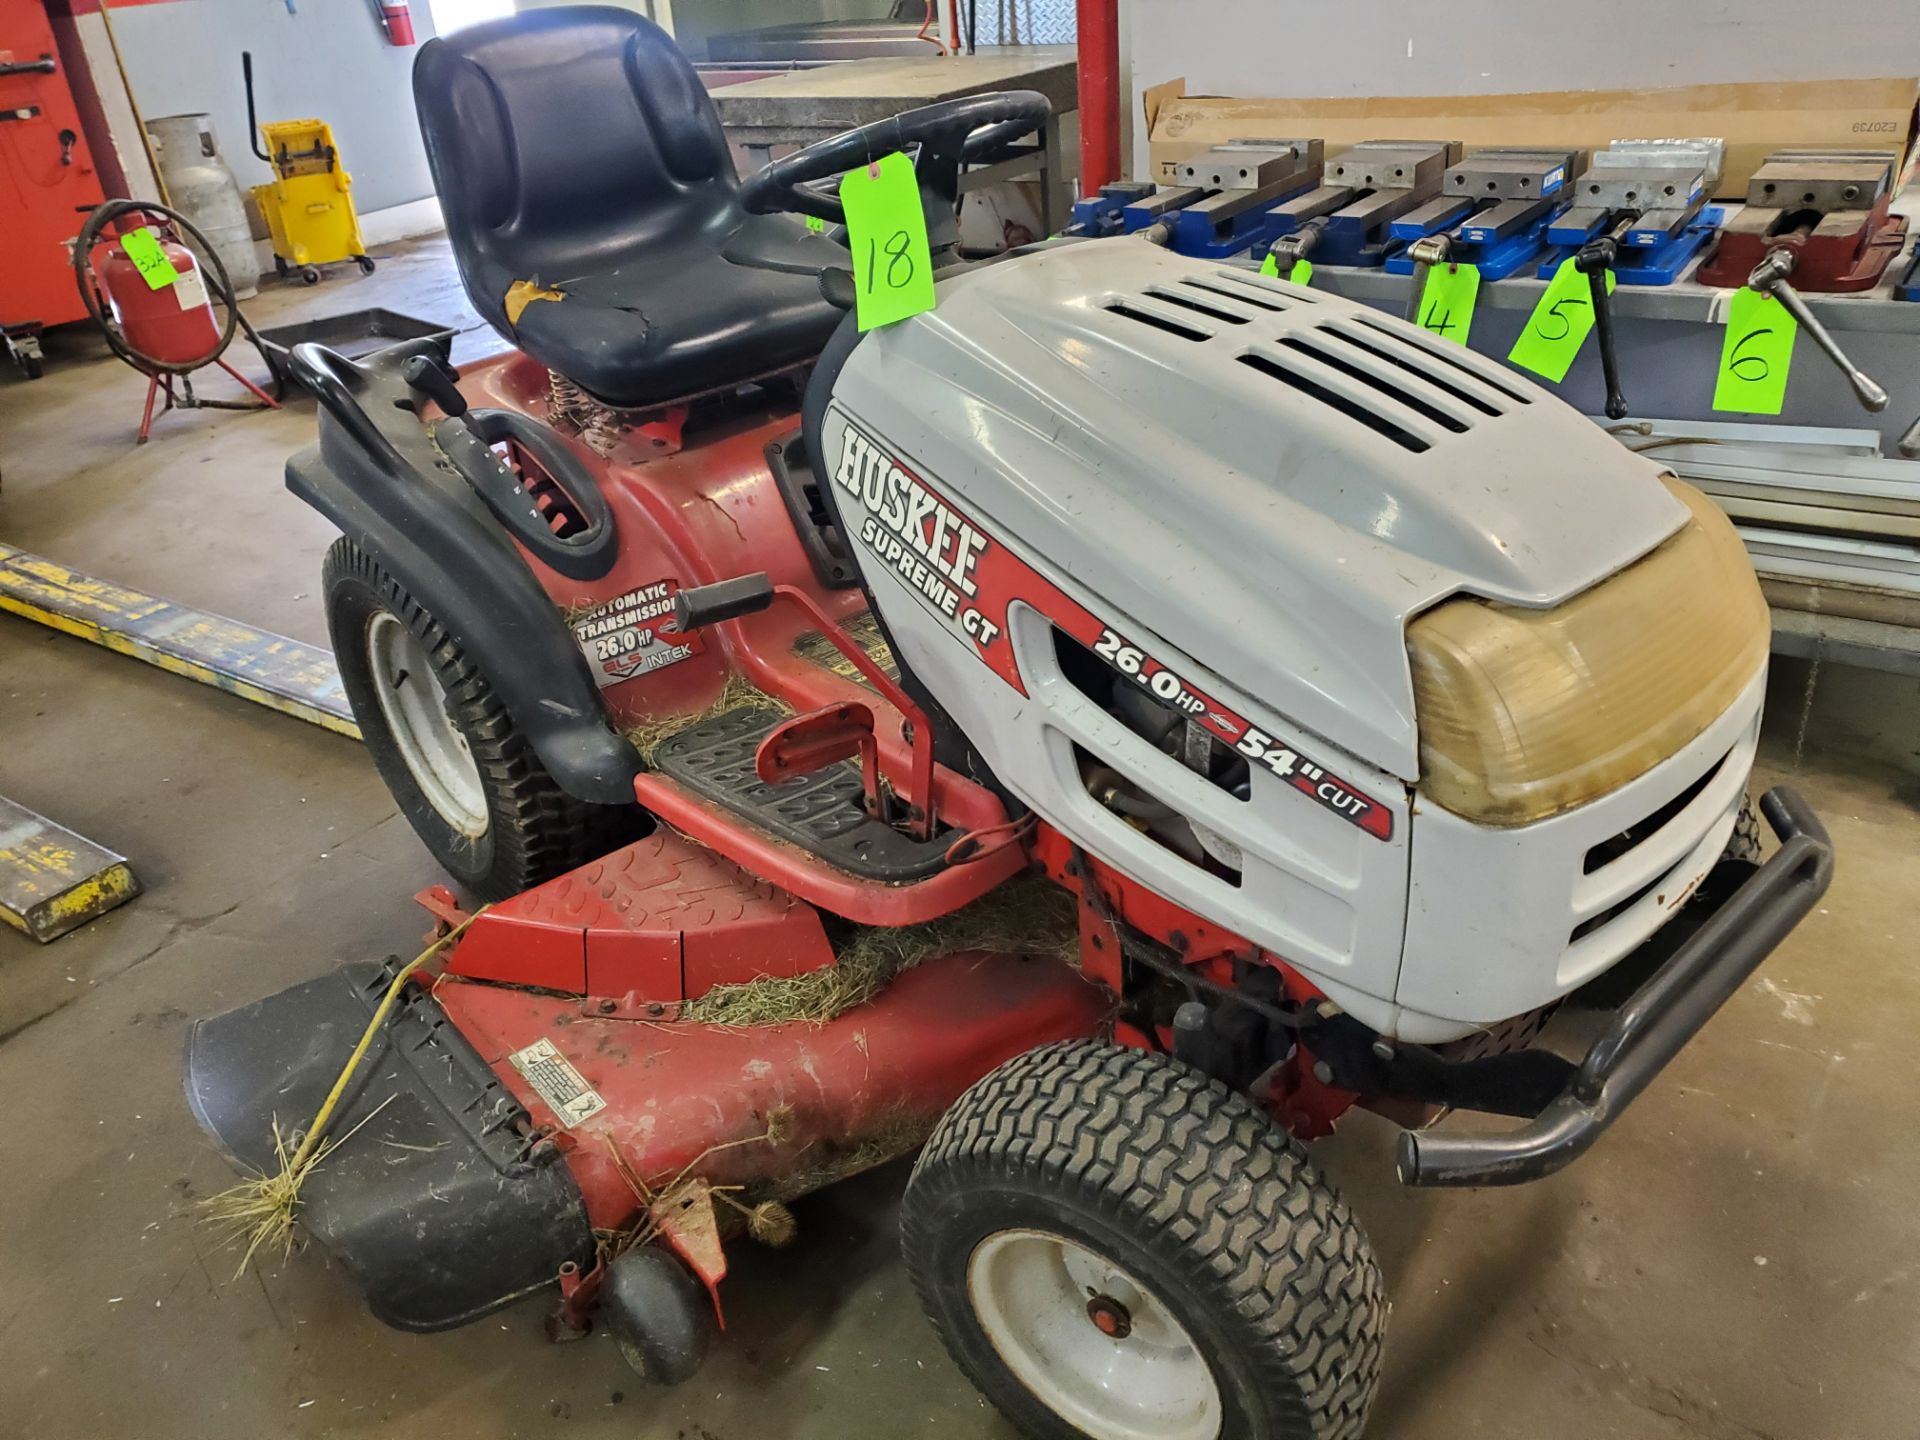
[1415,262,1480,346]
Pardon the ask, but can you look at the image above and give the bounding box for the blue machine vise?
[1064,181,1157,238]
[1892,240,1919,301]
[1063,143,1325,258]
[1380,149,1581,280]
[1533,140,1725,286]
[1259,139,1462,270]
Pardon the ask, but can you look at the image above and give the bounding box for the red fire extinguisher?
[94,234,223,367]
[74,201,280,443]
[374,0,416,46]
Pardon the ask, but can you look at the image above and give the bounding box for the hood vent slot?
[1144,286,1253,324]
[1276,336,1471,434]
[1237,352,1430,453]
[1349,311,1532,406]
[1181,277,1288,312]
[1105,299,1211,342]
[1320,323,1504,418]
[1210,268,1320,304]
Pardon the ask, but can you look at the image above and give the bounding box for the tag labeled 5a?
[838,152,936,332]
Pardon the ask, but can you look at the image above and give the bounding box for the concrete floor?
[2,237,1918,1440]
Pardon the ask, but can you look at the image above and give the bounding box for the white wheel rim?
[366,612,488,836]
[967,1228,1223,1440]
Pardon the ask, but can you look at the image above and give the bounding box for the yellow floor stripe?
[0,542,360,739]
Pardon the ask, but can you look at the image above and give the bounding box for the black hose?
[71,197,275,404]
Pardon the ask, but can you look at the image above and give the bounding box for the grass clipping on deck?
[627,676,792,763]
[681,877,1079,1028]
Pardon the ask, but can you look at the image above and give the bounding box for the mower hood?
[824,241,1686,780]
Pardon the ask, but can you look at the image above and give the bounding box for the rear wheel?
[324,537,640,900]
[902,1041,1386,1440]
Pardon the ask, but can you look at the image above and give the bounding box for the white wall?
[108,0,441,214]
[1123,0,1920,177]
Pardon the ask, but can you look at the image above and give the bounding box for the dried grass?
[626,681,792,763]
[679,878,1078,1027]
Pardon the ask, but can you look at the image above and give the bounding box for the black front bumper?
[1398,786,1834,1188]
[186,958,593,1330]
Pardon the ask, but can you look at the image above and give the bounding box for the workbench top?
[712,46,1078,132]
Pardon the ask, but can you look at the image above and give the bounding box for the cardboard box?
[1143,76,1920,199]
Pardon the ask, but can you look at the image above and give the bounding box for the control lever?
[0,55,57,78]
[1576,216,1633,420]
[1747,249,1888,415]
[401,353,467,418]
[1402,233,1452,323]
[1267,219,1324,272]
[1898,412,1920,460]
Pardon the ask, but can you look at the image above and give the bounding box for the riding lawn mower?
[184,9,1834,1438]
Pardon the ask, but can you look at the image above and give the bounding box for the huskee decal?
[833,423,1002,648]
[831,422,1392,840]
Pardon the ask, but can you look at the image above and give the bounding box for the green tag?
[1508,263,1614,383]
[1712,288,1796,416]
[1415,262,1480,345]
[119,227,180,291]
[838,152,935,332]
[805,214,826,234]
[1257,253,1312,285]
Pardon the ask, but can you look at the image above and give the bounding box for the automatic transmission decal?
[569,579,703,689]
[831,421,1391,839]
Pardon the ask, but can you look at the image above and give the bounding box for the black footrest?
[651,706,956,882]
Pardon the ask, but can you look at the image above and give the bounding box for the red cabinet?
[1,0,106,344]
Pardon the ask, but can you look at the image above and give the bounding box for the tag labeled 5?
[838,152,936,332]
[1509,262,1614,383]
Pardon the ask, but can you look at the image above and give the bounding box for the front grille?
[1557,725,1755,985]
[1584,745,1736,874]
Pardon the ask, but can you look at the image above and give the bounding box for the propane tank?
[94,234,222,366]
[145,113,261,299]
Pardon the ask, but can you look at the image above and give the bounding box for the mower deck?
[185,823,1108,1334]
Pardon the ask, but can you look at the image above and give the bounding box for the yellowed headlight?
[1407,479,1768,826]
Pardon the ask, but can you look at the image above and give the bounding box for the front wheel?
[323,537,641,900]
[902,1041,1386,1440]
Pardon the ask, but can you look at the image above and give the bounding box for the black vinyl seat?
[413,6,844,409]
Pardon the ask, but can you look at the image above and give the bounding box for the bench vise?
[1696,149,1908,293]
[1538,139,1724,285]
[1379,147,1583,280]
[1258,139,1463,272]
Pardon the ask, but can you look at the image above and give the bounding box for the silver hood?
[828,240,1687,779]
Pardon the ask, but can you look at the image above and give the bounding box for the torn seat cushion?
[414,7,845,409]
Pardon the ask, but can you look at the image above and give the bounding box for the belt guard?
[185,958,592,1331]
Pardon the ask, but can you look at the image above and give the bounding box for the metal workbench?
[713,46,1079,233]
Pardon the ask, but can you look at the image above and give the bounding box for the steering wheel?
[738,91,1051,258]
